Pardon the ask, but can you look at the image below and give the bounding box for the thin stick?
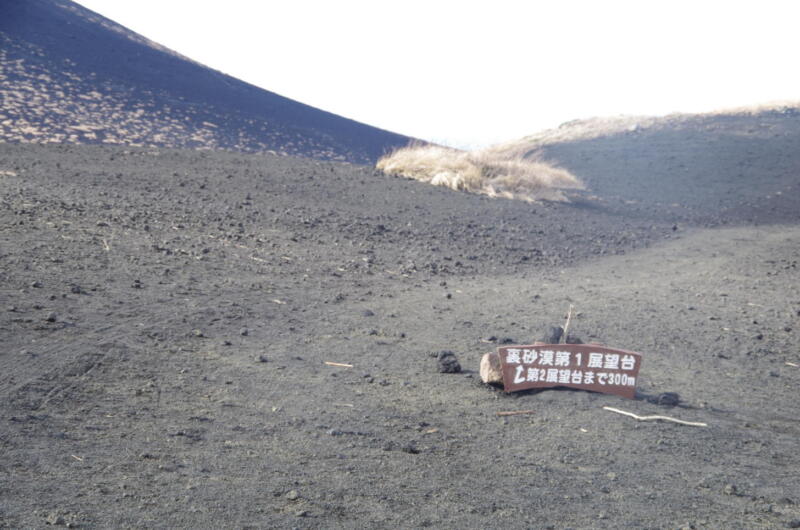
[603,406,707,427]
[561,304,574,344]
[71,454,84,461]
[786,362,798,367]
[324,361,353,368]
[496,410,535,417]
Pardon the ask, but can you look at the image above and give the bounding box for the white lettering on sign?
[539,350,555,365]
[621,355,636,370]
[588,353,604,368]
[603,354,620,370]
[522,349,538,364]
[555,351,571,366]
[498,345,642,398]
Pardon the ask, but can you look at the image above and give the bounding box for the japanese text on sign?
[497,344,643,399]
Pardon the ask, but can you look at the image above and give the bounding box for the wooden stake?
[561,304,574,344]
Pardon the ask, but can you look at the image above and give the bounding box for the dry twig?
[603,406,707,427]
[496,410,536,417]
[324,361,353,368]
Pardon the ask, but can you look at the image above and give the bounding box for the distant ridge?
[0,0,413,163]
[485,104,800,221]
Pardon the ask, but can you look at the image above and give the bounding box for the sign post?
[497,344,642,399]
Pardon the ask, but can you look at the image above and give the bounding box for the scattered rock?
[192,329,204,337]
[480,351,503,384]
[239,327,249,336]
[45,311,57,322]
[401,443,420,454]
[362,309,375,317]
[31,281,42,288]
[436,350,461,373]
[565,334,583,344]
[258,354,269,363]
[285,490,299,500]
[656,392,680,407]
[45,512,66,525]
[544,326,563,344]
[723,483,738,496]
[786,519,800,528]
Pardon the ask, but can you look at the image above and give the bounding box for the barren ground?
[1,142,799,529]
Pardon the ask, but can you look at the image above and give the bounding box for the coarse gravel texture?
[1,136,799,528]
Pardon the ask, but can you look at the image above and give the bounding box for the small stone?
[45,311,57,322]
[436,351,461,373]
[192,329,204,337]
[723,483,738,495]
[31,281,42,288]
[401,443,420,454]
[479,352,503,384]
[362,310,375,317]
[70,285,82,294]
[786,519,800,528]
[544,326,563,344]
[285,490,299,500]
[565,334,583,344]
[46,513,66,525]
[239,327,249,336]
[258,355,269,363]
[656,392,680,406]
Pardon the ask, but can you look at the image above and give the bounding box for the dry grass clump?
[376,144,584,202]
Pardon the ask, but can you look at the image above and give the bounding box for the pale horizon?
[74,0,800,149]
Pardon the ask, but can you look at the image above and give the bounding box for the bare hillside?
[0,0,412,163]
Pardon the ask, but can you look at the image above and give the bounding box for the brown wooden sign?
[497,344,643,399]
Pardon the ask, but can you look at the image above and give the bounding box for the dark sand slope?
[1,137,799,528]
[0,0,412,163]
[516,109,800,226]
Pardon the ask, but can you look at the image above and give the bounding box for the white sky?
[75,0,800,149]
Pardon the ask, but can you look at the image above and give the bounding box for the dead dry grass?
[490,100,800,158]
[376,143,584,202]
